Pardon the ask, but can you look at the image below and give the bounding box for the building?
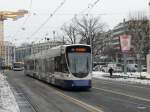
[0,41,15,67]
[109,19,149,64]
[0,10,28,68]
[93,30,112,62]
[31,41,64,54]
[15,44,32,62]
[15,41,64,62]
[4,41,15,66]
[110,21,129,63]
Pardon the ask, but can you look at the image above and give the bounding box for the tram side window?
[24,61,27,70]
[54,56,61,72]
[26,61,30,70]
[45,58,48,72]
[45,58,53,73]
[54,55,68,73]
[61,54,68,73]
[41,59,45,72]
[34,60,38,71]
[44,59,50,73]
[29,60,34,70]
[44,58,54,73]
[39,60,42,71]
[24,65,27,70]
[35,60,39,71]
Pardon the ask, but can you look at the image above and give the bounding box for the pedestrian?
[108,67,113,77]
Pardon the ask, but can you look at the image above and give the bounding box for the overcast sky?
[0,0,149,45]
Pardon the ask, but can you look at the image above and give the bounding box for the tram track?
[26,76,104,112]
[23,78,150,112]
[25,74,104,112]
[18,78,150,112]
[23,92,40,112]
[48,86,104,112]
[11,85,39,112]
[33,79,104,112]
[7,71,104,112]
[6,70,150,112]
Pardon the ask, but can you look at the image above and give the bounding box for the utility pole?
[62,36,65,44]
[123,19,127,74]
[149,1,150,20]
[149,1,150,42]
[53,31,56,43]
[13,46,16,63]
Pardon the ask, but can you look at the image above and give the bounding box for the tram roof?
[25,44,90,60]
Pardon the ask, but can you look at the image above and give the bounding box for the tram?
[24,44,92,89]
[13,62,24,71]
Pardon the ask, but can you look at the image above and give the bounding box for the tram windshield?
[67,53,91,78]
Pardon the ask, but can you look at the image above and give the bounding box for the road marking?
[27,73,103,112]
[137,106,147,110]
[93,87,150,102]
[54,90,104,112]
[93,79,150,90]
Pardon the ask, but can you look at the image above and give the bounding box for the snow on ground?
[92,71,150,85]
[0,73,20,112]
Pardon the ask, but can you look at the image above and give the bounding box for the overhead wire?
[30,0,66,40]
[21,0,33,27]
[30,12,129,16]
[16,0,100,44]
[12,0,33,44]
[88,0,100,10]
[62,0,101,26]
[42,0,96,43]
[50,0,100,44]
[58,0,101,45]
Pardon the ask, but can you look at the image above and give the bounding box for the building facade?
[15,44,32,62]
[0,41,15,67]
[4,41,15,66]
[15,41,64,62]
[111,22,129,63]
[110,19,148,64]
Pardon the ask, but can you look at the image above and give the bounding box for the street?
[5,70,150,112]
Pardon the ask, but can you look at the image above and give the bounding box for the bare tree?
[74,15,107,56]
[127,12,150,59]
[127,11,150,73]
[61,23,78,44]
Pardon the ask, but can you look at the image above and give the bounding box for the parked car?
[141,65,146,72]
[101,65,109,72]
[101,63,122,72]
[107,63,122,72]
[93,62,107,71]
[93,65,101,71]
[126,64,146,72]
[126,64,138,72]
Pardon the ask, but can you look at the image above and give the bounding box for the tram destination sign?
[66,46,91,53]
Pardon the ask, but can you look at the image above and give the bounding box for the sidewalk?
[92,71,150,85]
[0,72,20,112]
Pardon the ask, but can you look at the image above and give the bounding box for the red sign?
[120,35,131,52]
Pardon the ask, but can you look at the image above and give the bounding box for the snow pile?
[0,73,20,112]
[92,71,150,85]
